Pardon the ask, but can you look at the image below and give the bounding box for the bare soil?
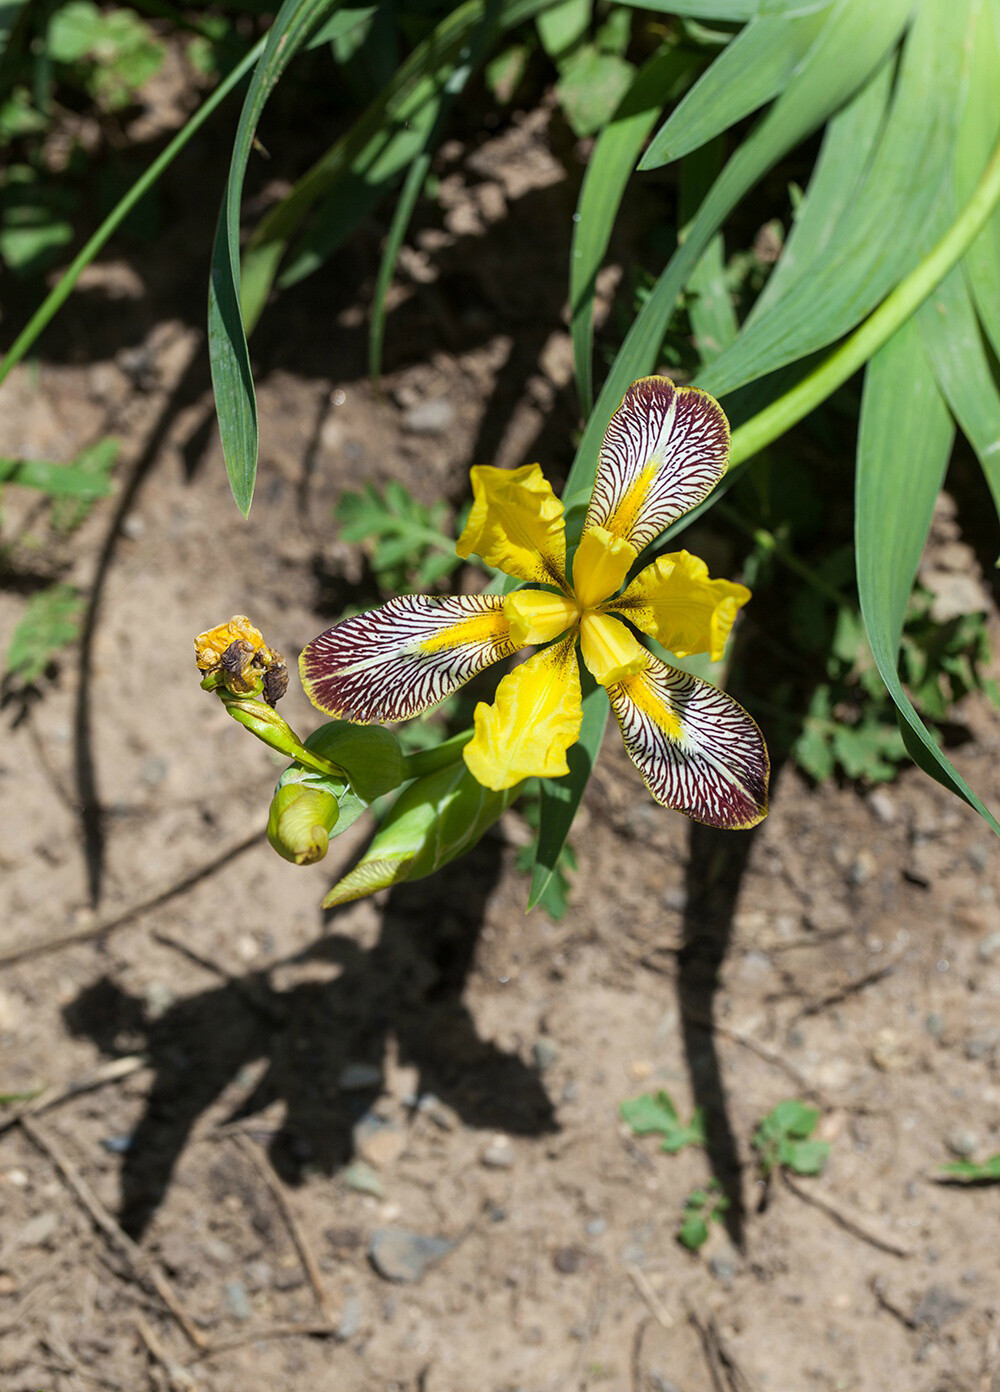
[3,93,1000,1392]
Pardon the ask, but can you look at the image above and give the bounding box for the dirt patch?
[3,102,1000,1392]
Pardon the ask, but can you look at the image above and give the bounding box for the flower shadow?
[62,837,556,1238]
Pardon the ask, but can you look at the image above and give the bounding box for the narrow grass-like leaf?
[536,0,590,61]
[240,0,560,328]
[563,0,911,517]
[644,3,833,168]
[569,43,692,412]
[0,36,264,392]
[615,0,829,18]
[208,0,341,518]
[528,672,607,911]
[957,0,1000,359]
[857,317,1000,834]
[697,0,975,400]
[918,268,1000,521]
[748,57,892,321]
[681,142,737,362]
[368,2,499,381]
[0,449,114,497]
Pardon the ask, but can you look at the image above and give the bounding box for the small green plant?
[937,1154,1000,1183]
[678,1179,729,1251]
[5,584,84,685]
[334,481,465,593]
[620,1089,706,1154]
[753,1100,829,1180]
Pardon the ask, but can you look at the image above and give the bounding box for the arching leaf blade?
[857,316,1000,833]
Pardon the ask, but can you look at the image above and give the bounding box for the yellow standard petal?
[609,550,750,661]
[571,526,637,609]
[578,612,650,687]
[463,636,583,790]
[502,591,579,648]
[455,463,569,589]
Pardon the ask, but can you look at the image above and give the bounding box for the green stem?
[402,728,472,778]
[0,34,267,391]
[729,132,1000,468]
[718,503,853,610]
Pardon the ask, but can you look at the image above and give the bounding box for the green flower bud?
[267,784,340,865]
[321,760,523,908]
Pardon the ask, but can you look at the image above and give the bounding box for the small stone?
[585,1218,607,1237]
[100,1134,133,1155]
[912,1285,966,1331]
[662,887,688,912]
[18,1211,58,1248]
[870,1027,916,1072]
[925,1013,945,1039]
[709,1256,736,1283]
[552,1246,584,1274]
[121,513,145,540]
[356,1122,407,1170]
[336,1292,363,1340]
[139,756,168,788]
[3,1169,28,1187]
[533,1038,559,1072]
[244,1260,273,1291]
[0,1273,16,1295]
[629,1060,653,1081]
[868,789,897,825]
[848,849,877,886]
[480,1135,515,1169]
[946,1129,979,1158]
[144,981,174,1021]
[977,930,1000,963]
[339,1062,382,1091]
[224,1281,252,1321]
[369,1228,454,1283]
[202,1238,234,1265]
[342,1162,385,1199]
[649,1376,682,1392]
[402,397,456,436]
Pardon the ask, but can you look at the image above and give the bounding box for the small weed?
[334,480,465,593]
[620,1089,706,1154]
[936,1154,1000,1183]
[5,583,84,685]
[678,1179,729,1251]
[753,1100,829,1180]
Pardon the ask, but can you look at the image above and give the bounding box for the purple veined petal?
[607,656,769,829]
[585,376,730,551]
[299,594,517,723]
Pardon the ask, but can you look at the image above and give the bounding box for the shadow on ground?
[63,836,556,1238]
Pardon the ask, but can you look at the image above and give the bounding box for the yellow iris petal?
[571,526,637,609]
[610,550,750,661]
[463,637,582,790]
[579,612,650,687]
[455,463,569,589]
[502,591,579,648]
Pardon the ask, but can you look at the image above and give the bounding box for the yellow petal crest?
[455,464,569,589]
[609,550,750,661]
[579,612,650,687]
[571,526,637,609]
[502,591,579,648]
[463,637,582,790]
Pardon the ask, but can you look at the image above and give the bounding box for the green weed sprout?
[753,1100,830,1181]
[678,1180,730,1252]
[619,1088,706,1155]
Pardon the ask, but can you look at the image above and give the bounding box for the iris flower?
[301,377,769,829]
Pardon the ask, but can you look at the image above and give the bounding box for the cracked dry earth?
[3,106,1000,1392]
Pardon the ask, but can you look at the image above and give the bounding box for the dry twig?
[680,1003,826,1103]
[0,1054,147,1138]
[191,1322,339,1361]
[782,1171,912,1257]
[20,1115,206,1350]
[625,1263,674,1331]
[234,1134,336,1320]
[788,947,908,1024]
[0,831,264,968]
[687,1305,763,1392]
[135,1312,199,1391]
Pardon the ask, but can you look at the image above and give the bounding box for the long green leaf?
[562,0,910,517]
[644,2,833,168]
[958,0,1000,359]
[616,0,830,18]
[697,0,974,400]
[856,317,1000,834]
[208,0,341,518]
[569,43,692,413]
[681,142,737,362]
[528,673,608,911]
[919,268,1000,521]
[0,450,114,498]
